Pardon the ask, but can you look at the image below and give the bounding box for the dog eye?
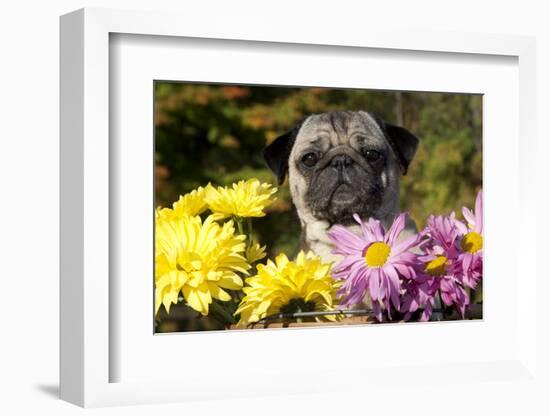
[364,149,382,162]
[301,153,318,167]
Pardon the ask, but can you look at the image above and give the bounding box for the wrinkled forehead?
[295,111,386,151]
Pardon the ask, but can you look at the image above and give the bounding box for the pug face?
[264,110,419,227]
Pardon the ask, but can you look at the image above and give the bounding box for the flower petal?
[208,283,231,301]
[218,273,244,290]
[475,190,483,233]
[328,225,366,255]
[385,213,406,245]
[391,233,421,257]
[383,265,401,311]
[462,207,476,227]
[368,218,385,241]
[369,268,380,301]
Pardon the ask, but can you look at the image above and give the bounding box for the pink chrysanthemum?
[401,213,469,321]
[328,213,421,321]
[454,190,483,289]
[400,275,433,321]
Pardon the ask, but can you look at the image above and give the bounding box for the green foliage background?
[155,82,482,260]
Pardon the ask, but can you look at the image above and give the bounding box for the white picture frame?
[60,7,539,408]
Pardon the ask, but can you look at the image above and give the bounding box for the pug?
[263,110,419,264]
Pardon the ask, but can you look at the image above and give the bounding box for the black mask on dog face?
[264,110,419,225]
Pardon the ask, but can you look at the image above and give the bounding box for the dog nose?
[331,154,353,169]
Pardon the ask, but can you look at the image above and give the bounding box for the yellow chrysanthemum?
[245,242,267,263]
[156,187,208,220]
[235,251,339,325]
[203,179,277,220]
[155,214,250,316]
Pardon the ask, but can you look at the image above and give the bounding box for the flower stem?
[246,218,253,245]
[235,217,245,237]
[210,301,237,326]
[437,289,444,321]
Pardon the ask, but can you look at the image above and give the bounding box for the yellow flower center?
[365,242,391,267]
[425,255,448,276]
[460,231,483,253]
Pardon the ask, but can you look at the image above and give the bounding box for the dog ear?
[263,121,303,185]
[376,118,419,175]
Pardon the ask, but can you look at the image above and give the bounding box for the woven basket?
[230,304,482,330]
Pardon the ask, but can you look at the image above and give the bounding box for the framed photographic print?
[152,81,483,334]
[60,7,539,408]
